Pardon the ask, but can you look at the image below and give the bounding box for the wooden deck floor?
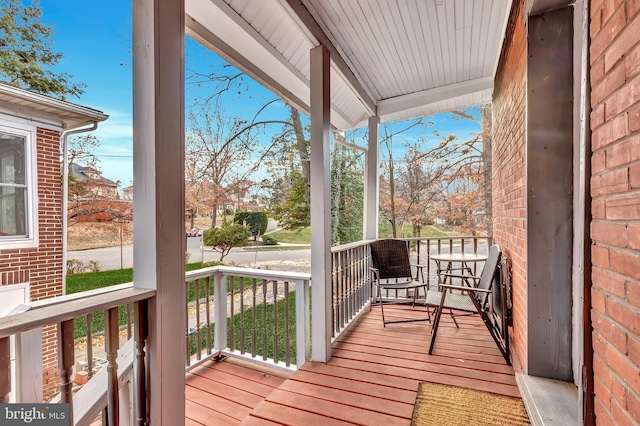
[186,304,519,425]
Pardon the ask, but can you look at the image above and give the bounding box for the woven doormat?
[411,382,530,426]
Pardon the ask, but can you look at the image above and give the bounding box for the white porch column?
[132,0,185,424]
[364,116,380,240]
[310,45,332,362]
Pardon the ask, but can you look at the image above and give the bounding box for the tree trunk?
[210,200,218,228]
[289,106,310,199]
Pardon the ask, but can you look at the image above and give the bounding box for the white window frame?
[0,120,38,249]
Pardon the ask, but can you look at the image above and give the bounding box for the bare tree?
[379,119,427,237]
[186,103,290,228]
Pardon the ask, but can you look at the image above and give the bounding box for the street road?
[67,236,311,271]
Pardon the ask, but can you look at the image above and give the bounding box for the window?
[0,125,37,248]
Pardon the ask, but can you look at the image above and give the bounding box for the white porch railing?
[184,266,311,372]
[0,266,311,426]
[330,236,492,338]
[0,285,154,426]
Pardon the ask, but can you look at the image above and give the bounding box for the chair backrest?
[369,239,413,280]
[476,245,502,308]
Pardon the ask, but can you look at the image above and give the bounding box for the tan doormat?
[411,382,530,426]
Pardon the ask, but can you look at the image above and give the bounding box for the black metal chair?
[428,245,511,364]
[369,239,432,327]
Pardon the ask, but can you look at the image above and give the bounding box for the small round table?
[429,252,488,287]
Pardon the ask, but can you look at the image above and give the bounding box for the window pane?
[0,186,27,237]
[0,131,28,238]
[0,131,26,185]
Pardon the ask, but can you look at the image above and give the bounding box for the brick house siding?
[0,127,63,401]
[492,0,528,373]
[590,0,640,424]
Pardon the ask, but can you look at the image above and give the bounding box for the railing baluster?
[126,303,132,340]
[340,250,343,331]
[106,307,120,426]
[58,319,75,423]
[427,240,432,288]
[240,275,245,355]
[331,251,337,336]
[185,278,190,367]
[0,337,10,403]
[229,275,235,354]
[134,300,148,426]
[272,280,278,364]
[262,279,267,361]
[284,281,290,367]
[251,278,257,358]
[195,278,201,361]
[205,276,211,355]
[87,312,94,378]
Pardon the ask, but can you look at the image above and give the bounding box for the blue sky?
[38,0,481,188]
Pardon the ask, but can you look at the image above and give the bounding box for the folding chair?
[369,239,432,327]
[428,245,511,364]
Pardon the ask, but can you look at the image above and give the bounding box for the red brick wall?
[0,127,63,400]
[492,0,528,372]
[590,1,640,424]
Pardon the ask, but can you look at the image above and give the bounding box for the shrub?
[87,260,101,272]
[67,259,101,274]
[202,260,225,268]
[233,211,268,239]
[262,235,278,245]
[66,259,85,275]
[203,223,251,261]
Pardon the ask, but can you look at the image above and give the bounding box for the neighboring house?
[69,163,120,199]
[0,83,107,401]
[122,184,133,201]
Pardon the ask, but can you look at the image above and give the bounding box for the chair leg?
[429,290,448,354]
[378,285,386,327]
[450,308,460,328]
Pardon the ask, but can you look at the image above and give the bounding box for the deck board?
[187,305,521,424]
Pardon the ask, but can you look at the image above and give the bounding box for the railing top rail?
[331,239,375,253]
[0,287,156,339]
[394,236,491,242]
[186,265,311,282]
[29,282,134,309]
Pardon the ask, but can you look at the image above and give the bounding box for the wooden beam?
[377,77,494,118]
[364,116,380,240]
[285,0,377,116]
[132,0,186,423]
[526,7,574,381]
[310,45,332,363]
[185,12,310,116]
[0,288,155,339]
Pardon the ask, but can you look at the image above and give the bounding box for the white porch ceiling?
[186,0,512,130]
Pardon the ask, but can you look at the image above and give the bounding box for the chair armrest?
[369,267,379,281]
[440,273,481,280]
[439,284,492,293]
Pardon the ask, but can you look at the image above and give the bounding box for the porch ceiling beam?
[185,16,310,115]
[284,0,378,116]
[377,77,494,118]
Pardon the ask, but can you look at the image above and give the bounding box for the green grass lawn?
[68,261,205,339]
[67,262,277,339]
[189,292,301,365]
[266,228,311,244]
[378,224,452,239]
